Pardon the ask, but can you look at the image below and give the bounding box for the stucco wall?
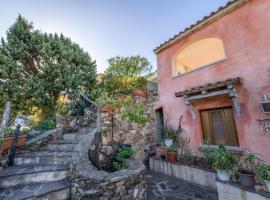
[155,0,270,162]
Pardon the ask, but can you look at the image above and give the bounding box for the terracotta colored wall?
[155,0,270,162]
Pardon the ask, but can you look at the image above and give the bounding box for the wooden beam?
[185,89,230,101]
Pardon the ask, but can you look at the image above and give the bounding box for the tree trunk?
[1,101,12,128]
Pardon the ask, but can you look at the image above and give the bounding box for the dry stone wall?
[100,86,158,162]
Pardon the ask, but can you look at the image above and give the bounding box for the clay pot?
[167,151,177,162]
[116,94,129,100]
[102,105,113,113]
[180,159,195,165]
[133,88,146,97]
[197,159,212,169]
[3,135,26,152]
[155,147,166,159]
[237,171,256,188]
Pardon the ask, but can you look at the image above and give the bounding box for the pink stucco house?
[154,0,270,162]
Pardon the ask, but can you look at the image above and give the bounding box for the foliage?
[0,138,3,149]
[112,146,134,171]
[31,117,56,132]
[163,122,178,140]
[121,96,147,125]
[199,139,214,162]
[0,15,97,120]
[167,145,177,152]
[238,151,262,174]
[210,145,236,171]
[100,56,151,95]
[257,164,270,181]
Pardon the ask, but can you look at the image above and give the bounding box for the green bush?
[210,145,236,171]
[111,146,134,171]
[0,138,4,149]
[31,117,56,131]
[121,97,147,125]
[258,164,270,181]
[167,145,177,152]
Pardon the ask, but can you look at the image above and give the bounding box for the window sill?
[199,144,243,155]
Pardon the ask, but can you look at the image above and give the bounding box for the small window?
[173,37,226,76]
[200,107,239,146]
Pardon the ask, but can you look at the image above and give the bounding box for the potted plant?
[0,138,3,159]
[0,128,26,152]
[178,150,197,165]
[197,139,213,169]
[197,155,212,169]
[210,145,236,181]
[163,122,178,147]
[132,88,146,97]
[155,144,167,159]
[167,145,177,162]
[237,151,261,188]
[258,164,270,192]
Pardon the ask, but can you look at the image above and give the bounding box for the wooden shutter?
[222,108,239,146]
[200,107,239,146]
[200,111,213,144]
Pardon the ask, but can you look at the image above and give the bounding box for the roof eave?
[154,0,249,54]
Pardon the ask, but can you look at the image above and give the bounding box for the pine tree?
[0,15,97,121]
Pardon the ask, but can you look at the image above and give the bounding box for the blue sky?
[0,0,229,73]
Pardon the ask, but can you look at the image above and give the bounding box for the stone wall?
[216,180,270,200]
[149,157,217,189]
[100,85,158,162]
[74,128,147,200]
[73,159,146,200]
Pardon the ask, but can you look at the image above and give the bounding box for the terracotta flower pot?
[180,159,195,165]
[167,151,177,162]
[133,88,146,97]
[155,147,166,159]
[197,159,212,169]
[3,135,26,152]
[237,171,256,188]
[102,105,113,113]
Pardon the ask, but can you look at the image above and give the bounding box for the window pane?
[210,110,226,145]
[173,38,226,76]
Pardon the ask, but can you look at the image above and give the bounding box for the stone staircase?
[0,126,94,200]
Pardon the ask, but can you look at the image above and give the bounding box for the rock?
[14,115,31,127]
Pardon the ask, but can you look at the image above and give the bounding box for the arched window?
[172,37,226,76]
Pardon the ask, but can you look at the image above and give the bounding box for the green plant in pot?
[167,145,177,162]
[257,164,270,192]
[237,151,261,188]
[179,150,197,165]
[210,145,236,181]
[197,140,213,169]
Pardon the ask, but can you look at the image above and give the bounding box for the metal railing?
[8,124,21,166]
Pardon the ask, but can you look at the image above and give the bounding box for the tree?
[0,15,97,121]
[100,56,152,95]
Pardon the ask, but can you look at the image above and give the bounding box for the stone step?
[0,181,70,200]
[48,140,79,145]
[14,153,73,166]
[16,150,74,157]
[63,133,85,141]
[0,165,69,188]
[42,143,75,151]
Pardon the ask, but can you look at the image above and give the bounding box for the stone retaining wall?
[73,159,146,200]
[149,157,216,189]
[216,180,270,200]
[73,127,147,200]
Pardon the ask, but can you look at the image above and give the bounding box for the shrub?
[111,146,134,171]
[210,145,236,171]
[258,164,270,181]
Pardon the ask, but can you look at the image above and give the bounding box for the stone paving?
[146,170,218,200]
